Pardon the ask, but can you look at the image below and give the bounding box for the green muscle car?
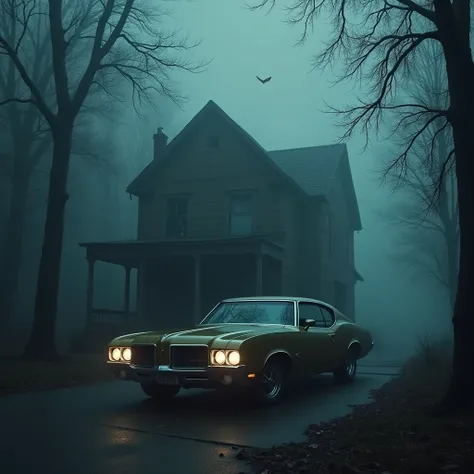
[107,296,374,404]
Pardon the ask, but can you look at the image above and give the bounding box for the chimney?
[153,127,168,160]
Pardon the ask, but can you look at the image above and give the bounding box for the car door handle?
[328,333,335,338]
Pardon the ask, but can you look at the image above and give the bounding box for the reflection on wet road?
[0,365,399,474]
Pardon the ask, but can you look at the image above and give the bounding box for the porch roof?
[79,233,285,267]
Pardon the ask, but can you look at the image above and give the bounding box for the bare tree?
[249,0,473,411]
[382,41,458,310]
[0,0,121,331]
[0,0,203,358]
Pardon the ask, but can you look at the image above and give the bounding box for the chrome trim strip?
[129,364,246,373]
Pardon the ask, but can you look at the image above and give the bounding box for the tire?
[253,358,289,405]
[333,352,357,384]
[140,382,180,400]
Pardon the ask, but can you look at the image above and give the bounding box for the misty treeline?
[250,0,472,411]
[382,41,458,311]
[0,0,202,356]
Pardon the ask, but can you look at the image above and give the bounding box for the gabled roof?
[126,100,361,230]
[127,100,303,196]
[268,144,362,230]
[267,144,346,196]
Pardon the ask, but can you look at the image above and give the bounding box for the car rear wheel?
[140,382,180,400]
[333,352,358,384]
[253,358,288,405]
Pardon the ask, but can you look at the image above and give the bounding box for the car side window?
[320,306,335,326]
[299,303,326,328]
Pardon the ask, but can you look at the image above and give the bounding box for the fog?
[159,1,452,357]
[0,0,452,359]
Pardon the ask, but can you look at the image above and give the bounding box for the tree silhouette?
[0,0,204,358]
[0,0,120,330]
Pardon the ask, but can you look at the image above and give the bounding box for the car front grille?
[170,345,208,369]
[131,344,156,368]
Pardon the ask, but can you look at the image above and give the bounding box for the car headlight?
[111,348,122,361]
[109,347,132,362]
[214,350,226,365]
[211,350,241,366]
[227,351,240,366]
[122,348,132,361]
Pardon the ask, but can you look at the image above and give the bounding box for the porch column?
[193,254,201,325]
[255,252,263,295]
[86,258,95,323]
[123,266,131,316]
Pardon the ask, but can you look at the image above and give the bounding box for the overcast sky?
[150,0,450,351]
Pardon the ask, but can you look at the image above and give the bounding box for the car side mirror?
[304,319,315,331]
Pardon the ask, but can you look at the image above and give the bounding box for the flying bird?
[257,76,272,84]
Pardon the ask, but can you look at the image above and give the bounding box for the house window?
[206,135,219,149]
[166,197,188,238]
[229,194,253,235]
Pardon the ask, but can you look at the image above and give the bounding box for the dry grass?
[237,341,474,474]
[0,354,115,396]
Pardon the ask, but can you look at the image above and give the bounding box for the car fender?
[263,348,293,368]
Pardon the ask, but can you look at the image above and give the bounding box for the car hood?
[111,324,295,346]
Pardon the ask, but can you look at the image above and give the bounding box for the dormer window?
[206,135,219,149]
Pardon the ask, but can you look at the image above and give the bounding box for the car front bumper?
[107,362,256,389]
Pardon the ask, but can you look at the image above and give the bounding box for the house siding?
[296,196,323,299]
[131,105,359,323]
[319,162,356,318]
[138,113,289,241]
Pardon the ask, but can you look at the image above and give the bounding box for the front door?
[298,302,338,373]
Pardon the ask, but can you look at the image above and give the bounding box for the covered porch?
[79,234,284,331]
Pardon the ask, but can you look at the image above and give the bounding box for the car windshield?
[200,301,295,325]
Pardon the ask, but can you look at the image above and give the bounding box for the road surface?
[0,364,399,474]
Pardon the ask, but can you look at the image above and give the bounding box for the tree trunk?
[443,144,474,410]
[441,83,474,411]
[446,224,458,311]
[23,123,73,359]
[437,15,474,410]
[0,164,30,330]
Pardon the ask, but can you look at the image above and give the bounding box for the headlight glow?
[111,348,121,361]
[214,350,226,365]
[227,351,240,366]
[122,348,132,361]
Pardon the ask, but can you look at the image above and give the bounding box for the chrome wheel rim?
[346,361,356,376]
[261,366,282,398]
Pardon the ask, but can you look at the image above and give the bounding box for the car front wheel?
[140,382,180,400]
[253,359,288,405]
[333,355,357,384]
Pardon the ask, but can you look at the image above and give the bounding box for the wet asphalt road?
[0,363,399,474]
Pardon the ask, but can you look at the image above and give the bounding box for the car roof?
[222,296,332,306]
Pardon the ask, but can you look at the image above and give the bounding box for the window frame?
[228,192,254,236]
[297,301,336,329]
[165,195,190,239]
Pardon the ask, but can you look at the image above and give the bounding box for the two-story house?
[80,100,363,335]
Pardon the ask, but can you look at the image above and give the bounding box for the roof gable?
[268,144,361,230]
[126,100,361,230]
[127,100,302,196]
[267,144,346,196]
